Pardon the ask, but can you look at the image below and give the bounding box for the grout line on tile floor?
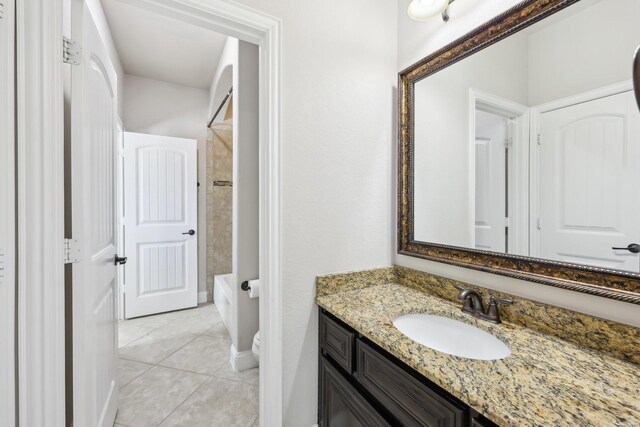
[118,361,153,389]
[118,315,222,351]
[150,364,214,378]
[155,372,212,426]
[120,303,215,326]
[211,363,259,385]
[157,335,201,364]
[117,304,259,426]
[213,372,257,385]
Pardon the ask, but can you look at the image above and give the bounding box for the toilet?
[252,331,260,362]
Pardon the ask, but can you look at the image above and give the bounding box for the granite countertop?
[316,282,640,427]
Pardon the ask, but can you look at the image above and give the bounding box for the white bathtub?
[213,274,233,335]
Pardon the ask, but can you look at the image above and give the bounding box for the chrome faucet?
[453,284,513,324]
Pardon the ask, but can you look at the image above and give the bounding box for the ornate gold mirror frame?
[398,0,640,304]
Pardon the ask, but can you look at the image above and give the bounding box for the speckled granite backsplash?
[315,266,395,297]
[316,265,640,365]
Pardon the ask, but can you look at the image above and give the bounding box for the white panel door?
[474,110,508,252]
[0,0,15,424]
[71,3,119,426]
[124,132,198,318]
[538,90,640,272]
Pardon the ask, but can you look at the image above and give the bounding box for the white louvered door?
[537,90,640,273]
[71,3,119,426]
[124,132,198,318]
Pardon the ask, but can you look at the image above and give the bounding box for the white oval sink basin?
[393,313,511,360]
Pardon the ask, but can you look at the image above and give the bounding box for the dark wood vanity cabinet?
[319,310,499,427]
[319,357,391,427]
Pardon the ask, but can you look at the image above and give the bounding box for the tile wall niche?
[206,119,233,299]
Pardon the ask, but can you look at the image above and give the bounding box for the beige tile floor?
[115,304,259,427]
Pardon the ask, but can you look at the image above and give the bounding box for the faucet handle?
[483,296,514,324]
[490,296,513,305]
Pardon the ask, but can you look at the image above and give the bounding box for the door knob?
[611,243,640,254]
[114,255,128,265]
[182,229,196,236]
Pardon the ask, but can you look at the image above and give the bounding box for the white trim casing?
[16,0,66,425]
[0,0,16,425]
[20,0,282,425]
[117,117,125,320]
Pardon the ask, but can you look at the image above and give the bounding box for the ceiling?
[101,0,228,89]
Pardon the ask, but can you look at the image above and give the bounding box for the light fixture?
[408,0,455,22]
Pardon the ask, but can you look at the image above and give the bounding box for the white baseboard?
[230,344,259,372]
[198,291,209,304]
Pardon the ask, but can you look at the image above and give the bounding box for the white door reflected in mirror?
[412,0,640,273]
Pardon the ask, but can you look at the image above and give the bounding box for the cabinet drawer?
[356,340,465,427]
[320,312,355,372]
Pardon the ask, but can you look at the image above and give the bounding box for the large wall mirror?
[398,0,640,303]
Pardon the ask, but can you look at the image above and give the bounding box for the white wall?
[396,0,640,329]
[232,41,260,357]
[209,37,235,118]
[527,0,640,105]
[123,75,210,293]
[221,0,397,424]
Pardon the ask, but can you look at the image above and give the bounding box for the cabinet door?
[319,357,390,427]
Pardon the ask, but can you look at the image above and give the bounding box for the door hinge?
[0,1,4,20]
[536,134,541,146]
[504,217,511,228]
[536,218,542,230]
[505,137,513,149]
[63,37,81,65]
[64,239,80,264]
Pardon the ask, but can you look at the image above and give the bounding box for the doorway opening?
[64,1,267,426]
[470,89,529,256]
